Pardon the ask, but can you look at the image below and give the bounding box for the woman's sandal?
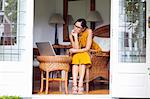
[78,86,84,94]
[72,86,78,94]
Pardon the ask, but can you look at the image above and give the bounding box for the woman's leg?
[78,64,86,94]
[72,64,79,93]
[78,64,86,87]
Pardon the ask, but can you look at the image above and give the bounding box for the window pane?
[118,0,146,63]
[0,0,17,45]
[0,0,26,61]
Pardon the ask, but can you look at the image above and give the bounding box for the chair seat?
[33,58,40,67]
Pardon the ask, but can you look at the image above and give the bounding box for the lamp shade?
[86,11,103,22]
[49,13,65,24]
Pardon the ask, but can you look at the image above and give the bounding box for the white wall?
[96,0,110,25]
[68,0,110,28]
[68,0,88,21]
[33,0,110,47]
[33,0,57,47]
[56,0,70,45]
[68,0,89,34]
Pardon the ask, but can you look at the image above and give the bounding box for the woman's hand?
[69,48,78,54]
[71,30,78,38]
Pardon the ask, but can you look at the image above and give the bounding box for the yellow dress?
[72,29,101,65]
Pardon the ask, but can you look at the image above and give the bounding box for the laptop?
[36,41,56,56]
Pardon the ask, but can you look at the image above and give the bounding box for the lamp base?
[55,38,59,45]
[91,22,95,30]
[54,24,59,45]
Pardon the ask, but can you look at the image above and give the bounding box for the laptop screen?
[36,42,56,56]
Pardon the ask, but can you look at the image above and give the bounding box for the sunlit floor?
[32,79,109,95]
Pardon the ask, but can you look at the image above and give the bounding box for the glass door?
[0,0,33,97]
[110,0,150,98]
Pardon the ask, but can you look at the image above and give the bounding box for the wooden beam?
[90,0,96,30]
[63,0,69,42]
[90,0,95,11]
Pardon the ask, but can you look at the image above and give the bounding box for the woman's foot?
[78,86,84,94]
[72,86,78,94]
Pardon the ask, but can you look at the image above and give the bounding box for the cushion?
[93,36,110,51]
[33,58,40,67]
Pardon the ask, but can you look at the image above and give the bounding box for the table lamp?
[49,13,65,44]
[86,10,103,30]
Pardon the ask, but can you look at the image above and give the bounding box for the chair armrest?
[89,50,110,57]
[95,51,110,57]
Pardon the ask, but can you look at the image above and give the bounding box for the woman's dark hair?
[74,18,88,28]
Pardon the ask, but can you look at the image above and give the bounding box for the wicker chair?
[85,51,110,93]
[83,24,110,93]
[37,55,72,94]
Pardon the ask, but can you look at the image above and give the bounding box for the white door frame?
[0,0,34,97]
[110,0,150,98]
[146,0,150,97]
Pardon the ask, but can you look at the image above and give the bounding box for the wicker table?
[37,55,72,94]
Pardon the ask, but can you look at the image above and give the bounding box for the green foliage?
[0,96,21,99]
[4,0,18,35]
[5,0,17,23]
[125,0,140,23]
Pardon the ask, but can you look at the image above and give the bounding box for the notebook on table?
[36,41,56,56]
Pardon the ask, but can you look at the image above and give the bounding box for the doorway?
[32,0,110,95]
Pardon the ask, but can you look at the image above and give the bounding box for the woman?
[69,18,101,94]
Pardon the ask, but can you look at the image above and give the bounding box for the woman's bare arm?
[70,29,93,53]
[69,30,79,49]
[80,29,92,52]
[69,33,75,48]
